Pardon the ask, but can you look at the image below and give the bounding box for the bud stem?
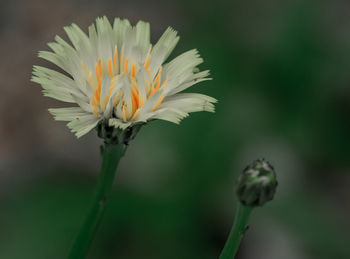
[219,203,253,259]
[68,143,126,259]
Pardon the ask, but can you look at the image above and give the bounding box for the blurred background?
[0,0,349,258]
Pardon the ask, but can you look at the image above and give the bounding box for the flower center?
[80,46,168,121]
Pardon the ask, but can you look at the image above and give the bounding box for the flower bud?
[236,159,278,207]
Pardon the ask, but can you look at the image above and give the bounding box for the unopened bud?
[236,159,278,207]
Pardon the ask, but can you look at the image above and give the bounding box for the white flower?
[32,17,216,138]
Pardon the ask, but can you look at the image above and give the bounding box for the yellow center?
[80,46,168,121]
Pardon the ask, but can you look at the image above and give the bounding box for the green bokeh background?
[0,0,349,258]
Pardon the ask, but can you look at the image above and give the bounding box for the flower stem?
[219,203,253,259]
[68,143,126,259]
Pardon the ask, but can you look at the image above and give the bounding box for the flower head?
[32,16,216,137]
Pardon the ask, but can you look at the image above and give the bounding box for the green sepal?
[97,120,144,145]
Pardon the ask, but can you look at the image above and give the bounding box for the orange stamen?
[150,94,164,112]
[87,72,93,83]
[160,76,169,88]
[124,58,129,73]
[144,48,151,75]
[113,46,118,71]
[108,58,113,77]
[144,48,151,69]
[145,80,151,95]
[154,66,162,90]
[113,95,119,106]
[98,59,102,76]
[81,61,86,71]
[94,88,100,102]
[120,48,124,71]
[130,109,140,120]
[150,67,162,97]
[131,64,136,78]
[91,96,99,109]
[131,85,140,113]
[122,104,127,122]
[95,65,101,102]
[95,65,101,86]
[92,109,100,117]
[138,92,144,108]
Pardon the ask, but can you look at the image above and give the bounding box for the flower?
[32,16,216,138]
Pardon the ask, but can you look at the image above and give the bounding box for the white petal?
[160,93,217,113]
[148,45,168,79]
[67,114,100,138]
[122,28,141,63]
[163,49,203,85]
[32,66,87,102]
[71,94,91,113]
[148,107,188,124]
[113,18,132,48]
[48,107,88,121]
[64,23,90,53]
[151,27,179,62]
[38,51,68,73]
[149,27,179,78]
[100,76,111,104]
[167,70,212,95]
[95,16,114,61]
[135,21,151,57]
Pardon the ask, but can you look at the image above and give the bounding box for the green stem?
[68,143,126,259]
[219,203,253,259]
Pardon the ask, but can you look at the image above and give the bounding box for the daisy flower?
[32,16,216,137]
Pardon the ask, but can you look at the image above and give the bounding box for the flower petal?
[48,107,88,121]
[160,93,217,113]
[67,114,100,138]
